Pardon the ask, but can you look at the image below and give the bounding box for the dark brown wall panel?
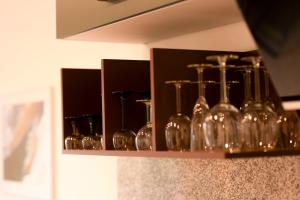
[102,59,150,150]
[61,68,102,149]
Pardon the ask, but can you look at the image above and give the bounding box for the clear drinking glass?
[135,99,152,151]
[112,91,136,151]
[165,80,191,151]
[187,64,212,151]
[240,56,279,151]
[64,116,82,150]
[203,55,242,153]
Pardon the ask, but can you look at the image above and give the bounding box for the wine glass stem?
[175,84,182,114]
[88,117,94,135]
[226,85,231,100]
[120,96,127,130]
[264,70,270,98]
[220,68,229,103]
[145,103,152,123]
[197,68,204,98]
[243,70,252,101]
[254,68,261,102]
[71,120,76,135]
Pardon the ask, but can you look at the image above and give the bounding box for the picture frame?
[0,88,53,200]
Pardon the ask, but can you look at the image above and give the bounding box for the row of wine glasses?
[112,91,153,151]
[164,54,300,152]
[65,114,103,150]
[65,55,299,153]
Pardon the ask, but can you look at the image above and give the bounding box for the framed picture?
[0,89,53,200]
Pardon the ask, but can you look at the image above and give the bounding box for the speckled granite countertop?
[118,156,300,200]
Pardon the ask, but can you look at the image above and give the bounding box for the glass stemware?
[81,114,103,150]
[237,66,254,113]
[277,110,300,149]
[112,91,136,151]
[263,68,276,111]
[82,115,96,150]
[187,63,213,151]
[135,99,153,151]
[64,116,82,150]
[203,54,242,152]
[240,56,278,151]
[165,80,191,151]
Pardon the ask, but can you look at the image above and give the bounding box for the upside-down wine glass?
[81,114,102,150]
[165,80,191,151]
[277,110,300,149]
[226,81,239,102]
[240,56,278,151]
[187,64,213,151]
[263,68,276,111]
[135,99,153,151]
[64,116,82,150]
[203,54,242,153]
[82,114,96,150]
[112,91,136,151]
[237,66,254,113]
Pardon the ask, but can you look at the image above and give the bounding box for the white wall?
[0,1,149,200]
[0,1,256,200]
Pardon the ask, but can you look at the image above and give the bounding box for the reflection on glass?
[135,99,152,151]
[112,91,136,151]
[203,55,242,153]
[165,80,191,151]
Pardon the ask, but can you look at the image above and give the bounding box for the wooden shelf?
[62,149,300,159]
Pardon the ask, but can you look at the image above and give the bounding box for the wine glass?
[202,54,242,153]
[81,114,102,150]
[82,114,96,150]
[64,116,82,150]
[135,99,152,151]
[277,110,300,149]
[237,66,254,113]
[263,68,276,111]
[165,80,191,151]
[112,91,136,151]
[240,56,278,151]
[226,81,239,102]
[187,63,213,151]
